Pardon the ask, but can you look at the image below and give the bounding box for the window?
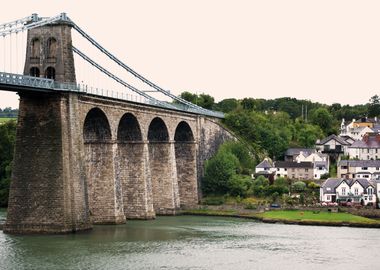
[305,169,309,172]
[277,168,280,171]
[29,67,40,77]
[45,67,56,80]
[327,195,331,201]
[354,188,359,196]
[30,38,40,58]
[284,168,287,171]
[47,37,57,58]
[362,167,368,170]
[292,168,295,172]
[342,187,346,196]
[341,166,348,169]
[364,175,369,178]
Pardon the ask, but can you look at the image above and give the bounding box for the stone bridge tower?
[4,18,92,233]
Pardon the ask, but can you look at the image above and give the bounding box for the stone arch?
[83,107,125,224]
[29,67,40,77]
[115,113,155,219]
[174,121,198,208]
[174,121,194,142]
[83,108,111,142]
[46,37,57,58]
[148,117,179,214]
[117,113,142,141]
[45,66,56,80]
[148,117,169,142]
[30,37,40,58]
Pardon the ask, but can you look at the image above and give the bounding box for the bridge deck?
[0,72,224,118]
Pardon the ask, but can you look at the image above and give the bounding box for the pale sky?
[1,0,380,108]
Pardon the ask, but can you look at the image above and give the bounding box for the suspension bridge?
[0,13,232,234]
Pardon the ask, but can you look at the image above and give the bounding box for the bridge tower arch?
[148,117,180,214]
[116,113,155,219]
[174,121,198,208]
[83,108,125,224]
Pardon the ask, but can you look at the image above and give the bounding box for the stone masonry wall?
[4,92,91,233]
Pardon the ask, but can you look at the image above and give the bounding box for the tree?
[310,107,335,135]
[0,120,17,206]
[368,95,380,117]
[215,98,239,113]
[292,181,307,192]
[179,91,198,104]
[203,149,239,195]
[198,93,215,110]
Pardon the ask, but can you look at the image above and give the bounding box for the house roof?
[321,178,343,194]
[321,178,375,194]
[256,159,273,169]
[349,134,380,148]
[338,160,380,167]
[284,148,315,157]
[316,134,349,145]
[340,135,355,143]
[274,161,314,168]
[315,161,328,168]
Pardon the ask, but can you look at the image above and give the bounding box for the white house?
[320,178,377,206]
[314,161,329,179]
[337,160,380,179]
[348,133,380,160]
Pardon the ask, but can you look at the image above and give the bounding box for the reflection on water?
[0,208,379,270]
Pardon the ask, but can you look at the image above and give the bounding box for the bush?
[308,181,320,189]
[203,150,239,195]
[202,196,226,205]
[227,174,253,197]
[292,181,307,192]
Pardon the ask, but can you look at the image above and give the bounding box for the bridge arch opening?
[148,117,169,142]
[30,38,40,58]
[47,37,57,58]
[174,121,194,142]
[83,108,125,224]
[29,67,40,77]
[174,121,198,208]
[115,113,154,219]
[83,108,111,142]
[45,67,56,80]
[148,117,179,214]
[117,113,142,142]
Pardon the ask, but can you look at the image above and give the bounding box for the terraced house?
[338,160,380,180]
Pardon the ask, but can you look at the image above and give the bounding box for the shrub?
[202,196,226,205]
[227,174,253,197]
[292,181,307,192]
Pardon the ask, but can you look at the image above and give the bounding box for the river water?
[0,208,379,270]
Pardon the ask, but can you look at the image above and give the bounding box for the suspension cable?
[72,46,178,110]
[69,19,214,114]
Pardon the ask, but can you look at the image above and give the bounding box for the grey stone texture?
[4,22,234,234]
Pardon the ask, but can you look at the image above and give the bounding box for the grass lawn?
[257,210,379,224]
[0,117,16,123]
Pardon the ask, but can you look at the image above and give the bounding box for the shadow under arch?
[148,117,179,214]
[115,113,155,219]
[174,121,198,208]
[83,107,125,224]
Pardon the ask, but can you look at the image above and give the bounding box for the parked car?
[270,203,281,208]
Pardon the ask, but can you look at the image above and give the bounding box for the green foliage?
[308,181,320,189]
[292,181,307,192]
[0,120,16,206]
[227,175,253,197]
[178,92,215,110]
[219,141,255,174]
[202,196,226,205]
[310,107,336,135]
[215,98,240,113]
[203,149,239,195]
[368,95,380,117]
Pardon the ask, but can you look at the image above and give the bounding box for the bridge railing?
[0,72,55,89]
[0,72,224,118]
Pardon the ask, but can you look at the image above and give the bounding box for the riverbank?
[182,208,380,228]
